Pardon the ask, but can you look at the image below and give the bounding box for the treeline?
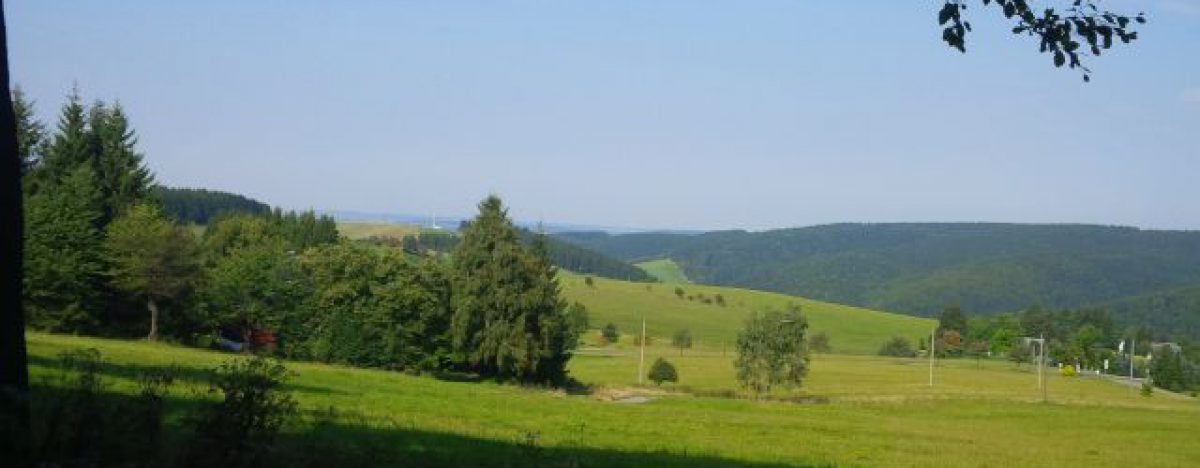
[154,186,271,224]
[18,87,581,384]
[385,227,654,282]
[899,305,1200,393]
[557,224,1200,339]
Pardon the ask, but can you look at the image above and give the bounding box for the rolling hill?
[556,224,1200,330]
[634,259,690,284]
[558,271,933,355]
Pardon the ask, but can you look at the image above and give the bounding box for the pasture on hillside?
[635,259,691,284]
[560,272,933,355]
[336,222,423,240]
[25,333,1200,467]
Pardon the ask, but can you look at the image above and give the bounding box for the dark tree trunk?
[0,0,32,441]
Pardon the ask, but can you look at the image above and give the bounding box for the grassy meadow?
[560,272,934,356]
[634,259,691,284]
[337,222,422,240]
[26,332,1200,467]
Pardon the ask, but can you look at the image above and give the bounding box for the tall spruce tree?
[450,196,574,384]
[22,165,105,332]
[11,87,44,177]
[33,88,90,195]
[90,102,152,224]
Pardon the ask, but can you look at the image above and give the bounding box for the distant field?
[635,259,690,283]
[337,222,423,240]
[27,333,1200,467]
[560,272,933,355]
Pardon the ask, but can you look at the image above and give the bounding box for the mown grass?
[26,332,1200,467]
[560,272,934,355]
[635,259,690,284]
[336,222,422,240]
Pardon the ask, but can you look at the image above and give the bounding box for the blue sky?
[9,1,1200,230]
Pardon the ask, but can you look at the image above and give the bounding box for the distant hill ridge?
[555,223,1200,325]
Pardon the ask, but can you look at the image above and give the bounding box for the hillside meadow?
[634,259,691,284]
[26,333,1200,467]
[560,272,934,356]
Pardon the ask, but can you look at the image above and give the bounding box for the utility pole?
[1039,333,1046,403]
[1130,338,1135,381]
[926,326,936,386]
[637,317,646,386]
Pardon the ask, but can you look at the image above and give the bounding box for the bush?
[878,336,917,357]
[1141,379,1155,397]
[584,276,595,287]
[18,348,176,466]
[809,332,832,354]
[1060,364,1077,377]
[674,287,684,299]
[648,358,678,386]
[714,294,726,307]
[184,357,297,466]
[601,323,620,343]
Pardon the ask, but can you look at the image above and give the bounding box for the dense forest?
[557,224,1200,338]
[154,186,271,224]
[389,227,654,282]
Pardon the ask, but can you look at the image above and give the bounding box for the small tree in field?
[809,332,831,354]
[601,323,620,343]
[105,203,200,341]
[878,336,917,357]
[648,358,677,386]
[1008,343,1032,367]
[584,276,594,288]
[734,307,809,395]
[672,328,693,355]
[674,287,684,299]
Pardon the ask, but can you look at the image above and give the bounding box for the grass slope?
[27,332,1200,467]
[337,222,422,240]
[560,272,933,355]
[635,259,690,284]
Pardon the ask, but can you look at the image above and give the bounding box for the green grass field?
[560,272,933,356]
[635,259,690,284]
[336,222,423,240]
[26,332,1200,467]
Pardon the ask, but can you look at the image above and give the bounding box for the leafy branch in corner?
[939,0,1146,81]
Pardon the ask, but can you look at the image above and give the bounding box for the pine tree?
[450,196,574,384]
[34,88,90,195]
[23,165,105,332]
[104,203,200,341]
[11,86,45,177]
[90,103,153,224]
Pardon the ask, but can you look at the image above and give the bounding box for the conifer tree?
[33,88,90,195]
[90,103,153,224]
[22,166,105,331]
[11,87,44,176]
[450,196,575,384]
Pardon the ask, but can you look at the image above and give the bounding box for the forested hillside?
[353,224,654,282]
[556,224,1200,328]
[154,186,271,224]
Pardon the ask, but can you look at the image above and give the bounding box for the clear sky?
[8,1,1199,231]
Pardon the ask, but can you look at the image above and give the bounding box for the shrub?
[1061,365,1077,377]
[601,323,620,343]
[809,332,832,354]
[878,336,917,357]
[1141,379,1155,397]
[672,329,693,355]
[674,287,684,299]
[648,358,678,386]
[714,294,726,307]
[184,357,297,466]
[584,276,595,287]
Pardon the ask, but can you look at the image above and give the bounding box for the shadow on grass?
[27,353,347,396]
[12,381,808,468]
